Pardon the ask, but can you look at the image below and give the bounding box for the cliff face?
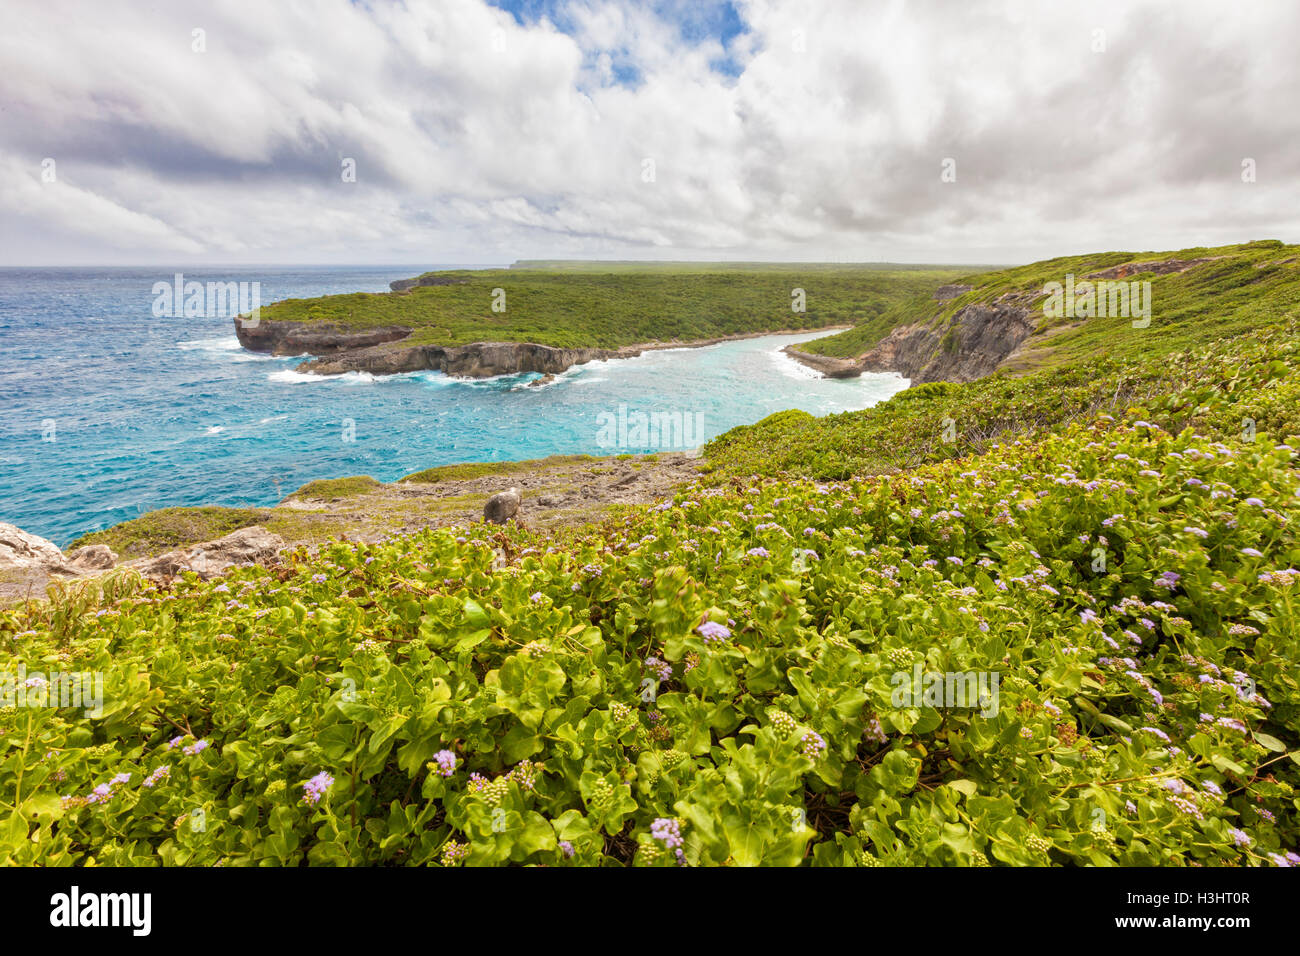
[235,320,413,356]
[784,291,1038,384]
[233,318,624,378]
[858,297,1037,383]
[298,341,628,378]
[388,275,470,293]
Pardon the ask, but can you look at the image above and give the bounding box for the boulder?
[483,488,522,525]
[137,526,285,580]
[0,522,75,575]
[66,545,118,571]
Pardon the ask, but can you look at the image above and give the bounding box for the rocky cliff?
[234,318,627,379]
[235,319,413,356]
[784,290,1038,384]
[857,295,1038,383]
[297,340,629,378]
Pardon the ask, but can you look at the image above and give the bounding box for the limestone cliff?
[783,292,1037,384]
[234,318,626,379]
[298,340,630,378]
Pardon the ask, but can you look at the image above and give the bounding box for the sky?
[1,0,1297,266]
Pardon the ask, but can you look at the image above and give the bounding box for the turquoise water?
[0,267,908,546]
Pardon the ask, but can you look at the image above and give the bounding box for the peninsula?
[234,262,972,377]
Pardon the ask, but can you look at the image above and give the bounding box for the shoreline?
[238,318,856,379]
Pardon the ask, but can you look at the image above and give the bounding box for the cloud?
[0,0,1296,265]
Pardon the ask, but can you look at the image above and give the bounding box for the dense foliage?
[706,318,1300,480]
[6,242,1299,867]
[256,265,968,350]
[3,416,1297,865]
[796,239,1300,362]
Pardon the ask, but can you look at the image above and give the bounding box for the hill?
[2,240,1298,867]
[236,264,974,377]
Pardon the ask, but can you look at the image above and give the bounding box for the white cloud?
[0,0,1296,265]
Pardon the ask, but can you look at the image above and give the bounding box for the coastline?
[237,318,856,379]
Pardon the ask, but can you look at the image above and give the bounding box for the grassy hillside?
[711,241,1300,478]
[256,265,973,350]
[797,239,1300,366]
[3,241,1299,867]
[4,416,1297,866]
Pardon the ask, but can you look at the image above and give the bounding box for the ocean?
[0,266,909,547]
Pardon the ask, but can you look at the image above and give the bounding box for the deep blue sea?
[0,266,909,547]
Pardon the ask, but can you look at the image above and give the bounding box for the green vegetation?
[712,241,1300,478]
[4,417,1298,865]
[402,455,597,484]
[4,241,1299,867]
[259,265,973,350]
[68,507,273,561]
[796,239,1300,365]
[285,476,383,501]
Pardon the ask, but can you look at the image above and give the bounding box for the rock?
[483,488,521,525]
[234,319,413,356]
[780,347,863,379]
[0,522,75,575]
[857,301,1037,384]
[527,373,556,387]
[66,545,118,571]
[933,283,975,300]
[389,275,470,292]
[297,340,622,379]
[137,526,285,580]
[537,495,560,507]
[1084,257,1219,281]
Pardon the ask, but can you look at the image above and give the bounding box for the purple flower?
[800,731,827,759]
[559,841,575,858]
[432,750,457,777]
[746,547,770,558]
[142,766,170,788]
[86,783,113,805]
[696,621,731,644]
[650,817,683,849]
[302,771,334,805]
[645,656,673,682]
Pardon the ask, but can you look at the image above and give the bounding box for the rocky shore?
[234,317,853,379]
[0,453,704,604]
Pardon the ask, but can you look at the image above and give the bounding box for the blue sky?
[488,0,748,81]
